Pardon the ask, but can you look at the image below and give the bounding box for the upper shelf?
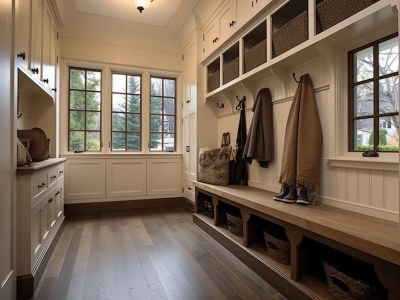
[204,0,398,101]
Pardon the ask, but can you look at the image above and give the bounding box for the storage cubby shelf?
[194,181,400,300]
[204,0,396,102]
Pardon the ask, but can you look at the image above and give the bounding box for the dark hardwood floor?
[29,206,286,300]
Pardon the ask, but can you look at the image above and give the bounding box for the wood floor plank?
[31,207,286,300]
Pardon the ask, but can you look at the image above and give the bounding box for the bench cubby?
[193,181,400,300]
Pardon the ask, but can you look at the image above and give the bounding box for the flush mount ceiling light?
[135,0,153,13]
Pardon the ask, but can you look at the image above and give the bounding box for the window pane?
[87,71,101,91]
[164,79,175,97]
[379,76,399,114]
[112,113,126,131]
[69,131,84,151]
[112,94,126,112]
[151,78,162,96]
[70,69,85,90]
[354,82,373,117]
[379,37,399,75]
[127,133,140,151]
[163,134,175,151]
[354,118,373,151]
[127,75,141,94]
[127,95,140,113]
[86,112,101,130]
[70,91,85,109]
[112,74,126,93]
[354,46,373,82]
[112,132,126,151]
[87,92,101,110]
[150,115,162,132]
[150,133,162,150]
[151,97,162,113]
[379,116,399,151]
[86,131,100,151]
[164,116,175,133]
[127,114,140,132]
[70,111,85,130]
[164,98,175,114]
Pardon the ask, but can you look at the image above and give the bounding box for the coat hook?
[217,102,224,108]
[292,72,300,83]
[235,96,246,110]
[17,113,22,119]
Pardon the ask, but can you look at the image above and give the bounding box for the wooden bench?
[193,181,400,300]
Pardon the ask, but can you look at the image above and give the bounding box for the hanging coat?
[231,100,248,185]
[243,88,274,167]
[279,74,323,202]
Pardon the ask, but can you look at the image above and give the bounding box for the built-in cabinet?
[64,156,182,203]
[15,0,58,98]
[16,159,65,298]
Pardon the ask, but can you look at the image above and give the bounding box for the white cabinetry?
[182,38,197,112]
[147,158,182,196]
[236,0,272,28]
[202,0,237,59]
[15,0,58,98]
[182,112,197,202]
[16,159,65,297]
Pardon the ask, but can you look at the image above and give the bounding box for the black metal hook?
[292,72,300,83]
[217,102,224,108]
[236,96,246,110]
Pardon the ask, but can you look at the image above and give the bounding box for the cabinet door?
[202,20,219,57]
[147,159,182,196]
[41,1,57,93]
[15,0,32,71]
[182,38,197,113]
[219,0,237,42]
[182,111,196,199]
[30,0,43,78]
[32,195,49,264]
[54,186,64,221]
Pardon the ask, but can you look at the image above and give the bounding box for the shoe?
[296,189,309,205]
[273,186,289,201]
[282,187,297,203]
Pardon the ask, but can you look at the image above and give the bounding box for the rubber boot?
[282,187,297,203]
[273,186,290,201]
[296,188,309,205]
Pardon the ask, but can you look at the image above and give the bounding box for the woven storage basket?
[317,0,375,31]
[272,10,308,56]
[207,70,220,93]
[226,212,243,236]
[244,39,267,73]
[322,261,379,300]
[223,57,239,84]
[263,230,290,265]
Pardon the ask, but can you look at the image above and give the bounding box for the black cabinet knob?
[38,183,46,188]
[48,198,53,203]
[31,68,39,74]
[17,52,26,60]
[42,78,49,84]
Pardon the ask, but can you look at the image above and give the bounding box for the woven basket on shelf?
[244,39,267,73]
[263,230,290,265]
[223,57,239,84]
[322,261,379,300]
[226,212,243,236]
[317,0,375,31]
[207,70,220,93]
[272,10,308,56]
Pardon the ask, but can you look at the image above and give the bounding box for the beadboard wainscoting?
[63,155,182,204]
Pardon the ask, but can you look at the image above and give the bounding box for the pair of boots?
[273,186,309,205]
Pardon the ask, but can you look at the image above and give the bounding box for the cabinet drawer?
[48,168,58,187]
[33,173,48,199]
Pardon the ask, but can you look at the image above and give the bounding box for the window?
[349,34,399,152]
[149,76,176,151]
[111,73,141,151]
[68,67,102,152]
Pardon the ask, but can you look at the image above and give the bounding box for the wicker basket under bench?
[193,181,400,300]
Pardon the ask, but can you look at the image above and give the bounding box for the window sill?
[327,157,399,172]
[60,152,183,159]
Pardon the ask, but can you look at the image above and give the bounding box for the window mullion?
[373,44,380,151]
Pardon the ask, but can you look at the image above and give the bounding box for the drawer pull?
[51,176,57,179]
[48,198,53,203]
[59,170,64,174]
[55,191,60,196]
[38,183,46,188]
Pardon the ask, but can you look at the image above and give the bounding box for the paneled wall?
[215,57,399,222]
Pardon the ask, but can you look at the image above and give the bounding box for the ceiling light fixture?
[135,0,153,13]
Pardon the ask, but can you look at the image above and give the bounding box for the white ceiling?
[74,0,183,28]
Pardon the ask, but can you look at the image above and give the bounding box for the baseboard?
[64,197,186,216]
